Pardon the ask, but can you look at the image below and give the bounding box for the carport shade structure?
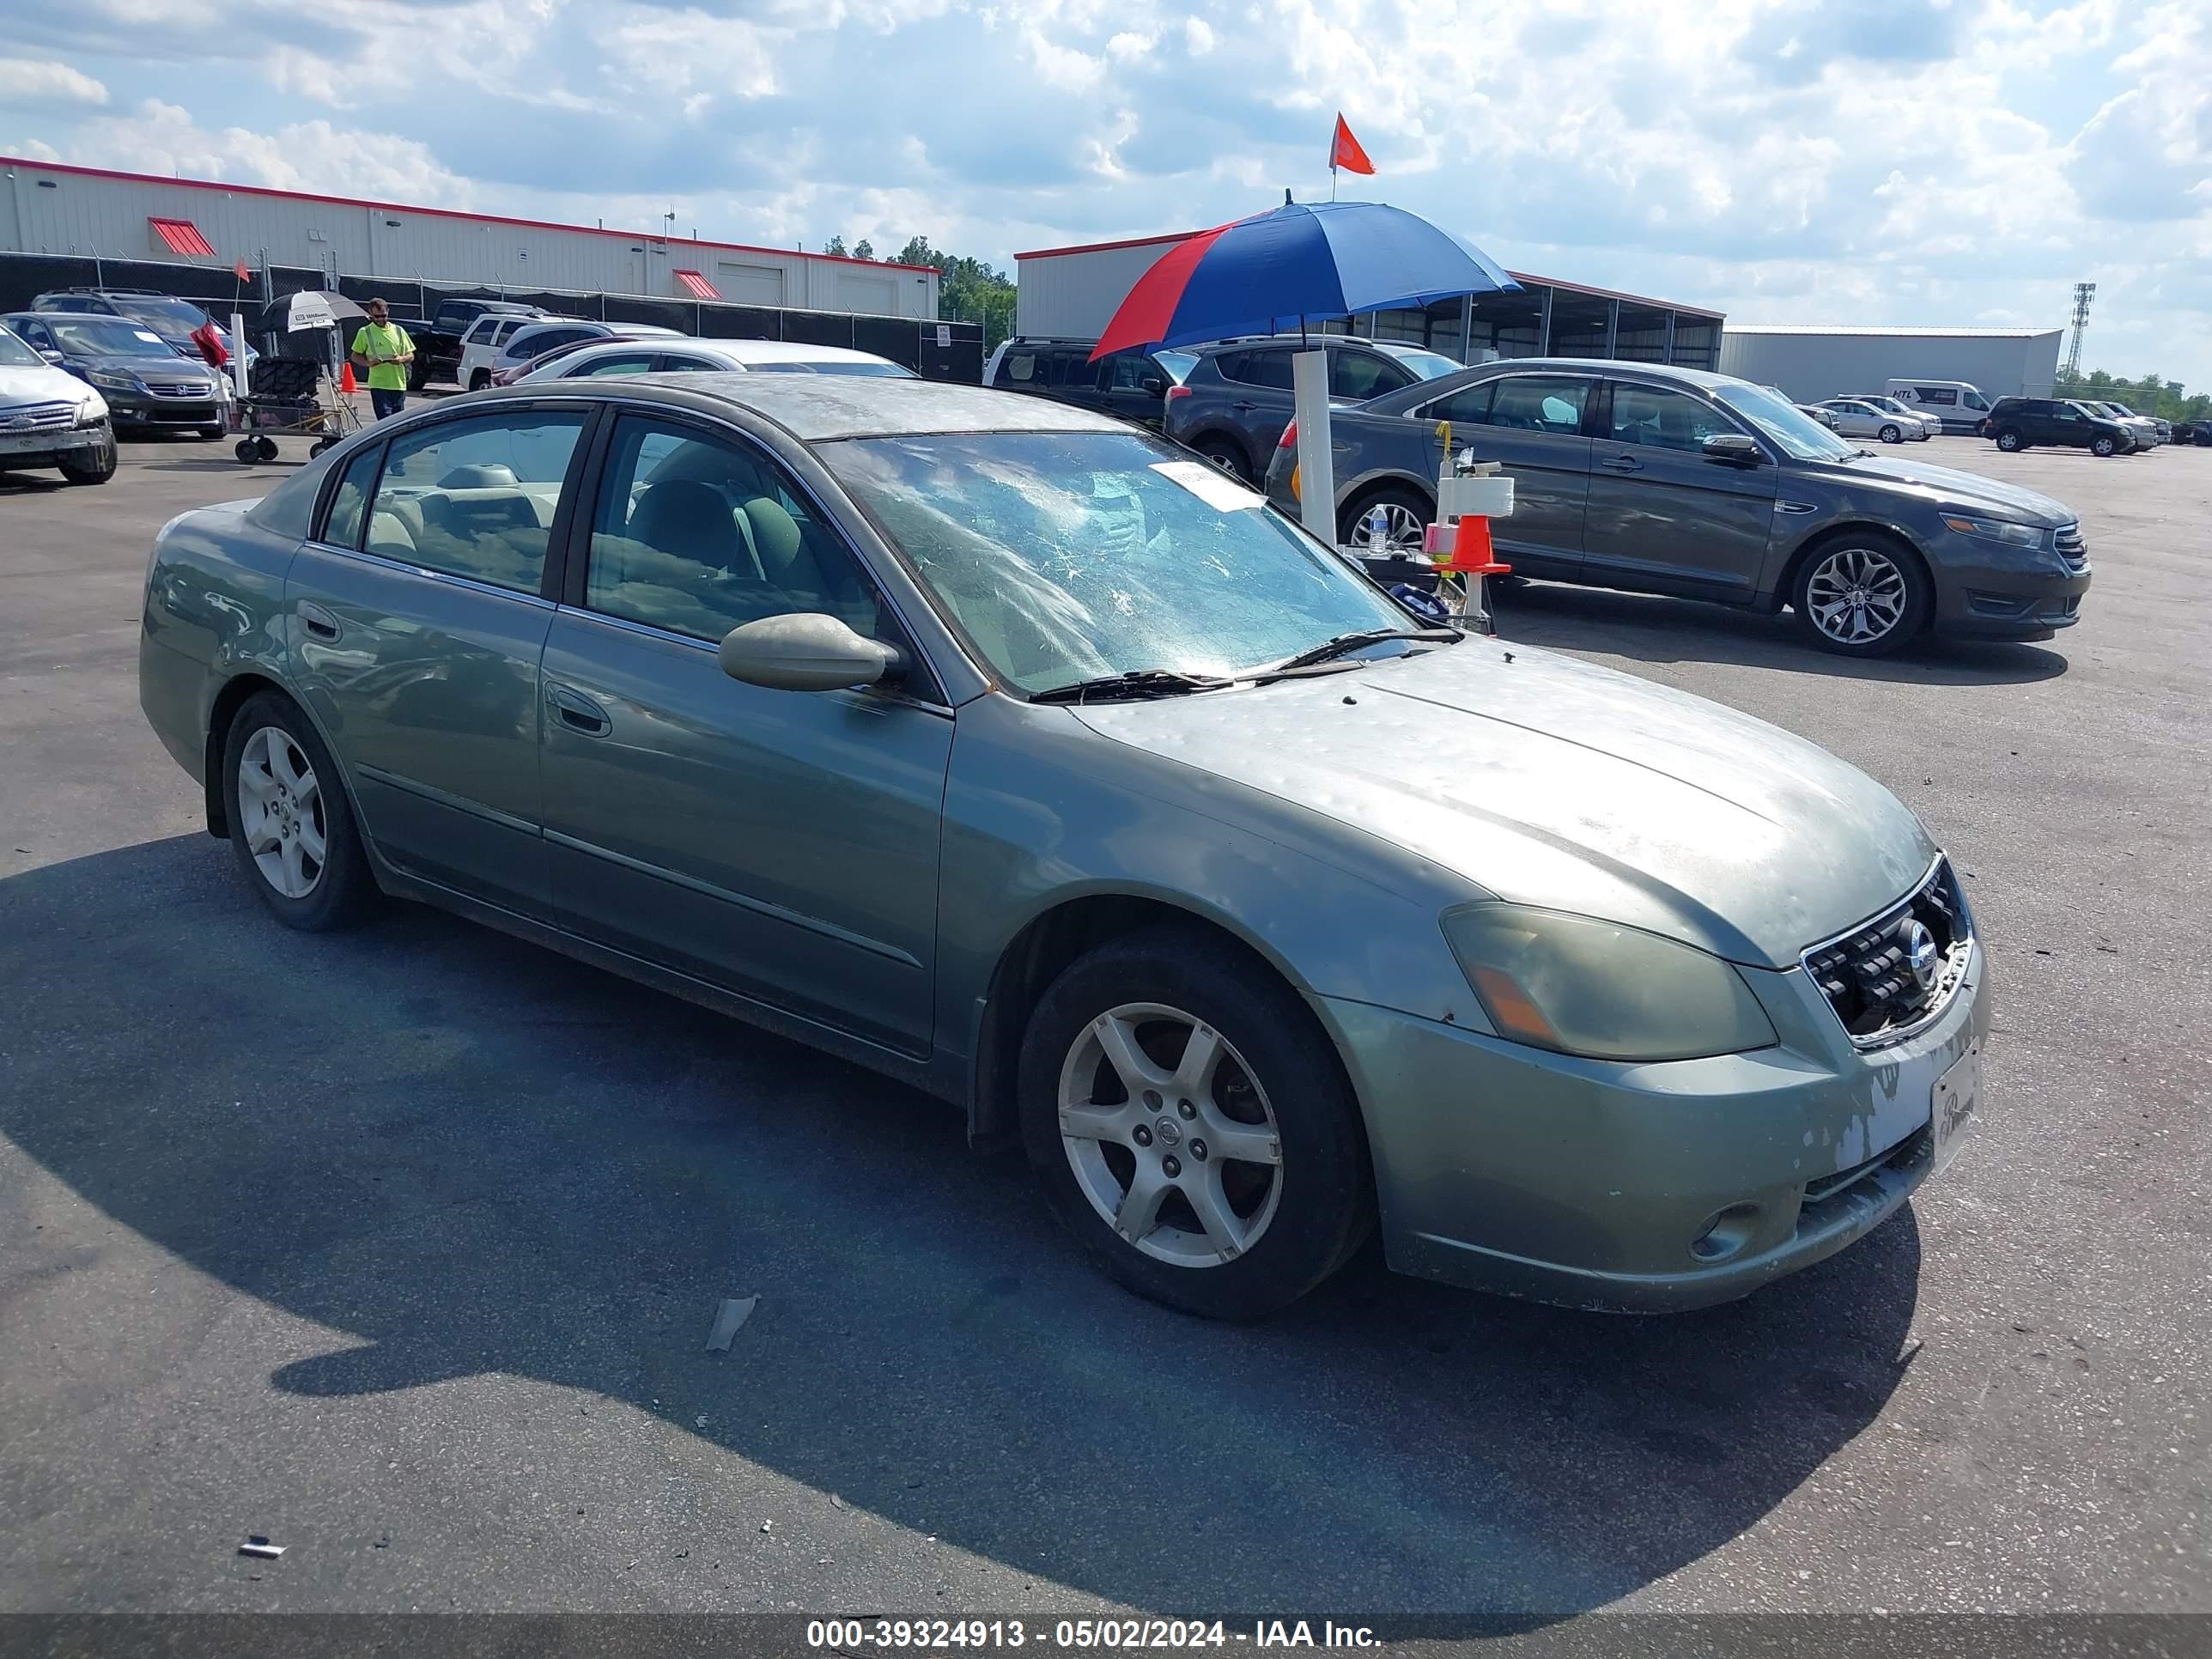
[1088,199,1518,359]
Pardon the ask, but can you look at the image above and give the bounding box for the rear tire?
[1339,484,1432,556]
[1018,925,1372,1320]
[1190,435,1252,483]
[221,692,380,932]
[1995,428,2024,452]
[468,369,491,392]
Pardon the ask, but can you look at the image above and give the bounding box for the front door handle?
[297,601,340,640]
[544,682,611,735]
[1231,400,1258,413]
[1601,454,1644,472]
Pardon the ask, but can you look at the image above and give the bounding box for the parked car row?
[0,320,119,484]
[1982,397,2160,456]
[3,311,228,439]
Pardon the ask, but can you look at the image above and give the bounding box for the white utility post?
[229,310,250,404]
[1291,347,1334,544]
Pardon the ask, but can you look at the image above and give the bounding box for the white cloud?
[1183,16,1215,54]
[0,57,109,106]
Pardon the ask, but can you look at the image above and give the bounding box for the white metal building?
[0,155,939,319]
[1717,325,2063,403]
[1014,231,1726,368]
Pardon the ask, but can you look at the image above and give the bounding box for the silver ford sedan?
[137,376,1989,1319]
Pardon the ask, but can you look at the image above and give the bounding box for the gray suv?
[1263,361,2092,656]
[1165,336,1462,483]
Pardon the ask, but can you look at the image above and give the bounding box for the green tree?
[853,238,875,261]
[823,234,848,257]
[887,235,1018,350]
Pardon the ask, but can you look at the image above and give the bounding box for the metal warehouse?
[1015,231,1725,367]
[0,156,939,319]
[1717,325,2063,403]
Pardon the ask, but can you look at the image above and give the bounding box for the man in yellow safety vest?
[349,299,416,419]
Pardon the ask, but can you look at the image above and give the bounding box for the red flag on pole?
[1330,113,1375,176]
[233,258,249,283]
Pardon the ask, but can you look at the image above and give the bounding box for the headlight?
[1940,514,2048,550]
[76,389,109,424]
[87,369,141,392]
[1440,904,1777,1062]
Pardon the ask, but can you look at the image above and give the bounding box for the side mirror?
[1702,433,1764,466]
[38,349,64,366]
[718,612,905,693]
[1139,374,1167,397]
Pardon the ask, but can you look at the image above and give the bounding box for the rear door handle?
[297,601,340,640]
[1601,455,1643,472]
[1231,400,1258,413]
[544,682,611,735]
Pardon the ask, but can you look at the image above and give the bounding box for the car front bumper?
[1314,937,1990,1312]
[105,391,223,427]
[1932,549,2092,641]
[0,418,109,465]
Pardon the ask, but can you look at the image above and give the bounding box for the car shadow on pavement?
[0,835,1924,1625]
[1495,581,2069,686]
[0,475,65,495]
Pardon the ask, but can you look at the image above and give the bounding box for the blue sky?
[3,0,2208,388]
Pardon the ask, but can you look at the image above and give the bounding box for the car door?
[537,409,952,1055]
[1581,380,1778,603]
[2048,403,2094,447]
[1097,350,1170,428]
[283,404,592,917]
[1444,372,1596,579]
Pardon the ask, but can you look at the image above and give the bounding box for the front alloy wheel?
[1879,423,1903,444]
[1795,541,1927,655]
[2092,435,2117,458]
[1996,429,2023,452]
[1059,1004,1284,1268]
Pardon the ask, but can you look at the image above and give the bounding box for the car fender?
[1755,504,1937,609]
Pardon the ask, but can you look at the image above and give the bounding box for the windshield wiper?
[1030,668,1236,704]
[1261,626,1462,675]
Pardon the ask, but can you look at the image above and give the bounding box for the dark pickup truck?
[386,298,553,391]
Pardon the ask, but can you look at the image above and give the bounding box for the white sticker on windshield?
[1151,459,1264,513]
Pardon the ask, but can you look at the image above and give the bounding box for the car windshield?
[0,326,44,369]
[1713,382,1857,460]
[115,296,210,332]
[48,319,172,356]
[821,428,1412,694]
[1387,348,1465,382]
[1155,349,1199,384]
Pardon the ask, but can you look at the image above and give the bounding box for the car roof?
[489,373,1128,441]
[566,337,896,367]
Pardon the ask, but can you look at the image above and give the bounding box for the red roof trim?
[1,155,937,275]
[672,268,720,300]
[149,216,216,258]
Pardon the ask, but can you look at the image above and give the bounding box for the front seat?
[628,480,757,578]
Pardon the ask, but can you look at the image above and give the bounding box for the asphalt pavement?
[1,429,2205,1626]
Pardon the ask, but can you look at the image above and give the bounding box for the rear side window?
[1218,350,1296,391]
[321,444,385,549]
[1330,351,1413,399]
[1045,349,1090,387]
[1486,376,1592,434]
[1421,382,1494,424]
[365,410,588,592]
[1001,349,1039,385]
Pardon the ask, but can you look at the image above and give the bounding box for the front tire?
[2092,435,2117,458]
[1879,423,1903,444]
[199,423,225,441]
[1018,926,1372,1320]
[222,692,379,931]
[1791,534,1931,658]
[59,434,118,485]
[1995,428,2024,452]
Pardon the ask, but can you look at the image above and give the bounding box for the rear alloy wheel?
[223,693,379,931]
[1192,437,1252,483]
[1019,927,1371,1319]
[469,369,492,392]
[2091,435,2117,458]
[1996,429,2024,453]
[1793,538,1929,657]
[1340,487,1431,556]
[1879,423,1903,444]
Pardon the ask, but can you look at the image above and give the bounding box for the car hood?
[1070,639,1936,969]
[83,354,216,380]
[1802,452,2076,526]
[0,362,97,408]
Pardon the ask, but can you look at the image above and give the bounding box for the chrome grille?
[1802,858,1972,1048]
[2055,521,2088,573]
[1,400,76,434]
[144,381,212,399]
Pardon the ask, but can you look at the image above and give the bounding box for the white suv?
[457,314,548,392]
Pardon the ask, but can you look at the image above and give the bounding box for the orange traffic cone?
[340,361,357,395]
[1437,512,1508,575]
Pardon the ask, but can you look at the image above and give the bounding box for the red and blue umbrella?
[1091,199,1518,360]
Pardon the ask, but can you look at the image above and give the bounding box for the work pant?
[369,387,407,420]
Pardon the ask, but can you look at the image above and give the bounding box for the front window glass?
[1714,382,1856,460]
[1964,391,1989,410]
[0,326,45,368]
[1608,385,1735,452]
[822,429,1407,694]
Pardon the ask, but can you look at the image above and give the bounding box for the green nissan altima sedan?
[137,375,1989,1319]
